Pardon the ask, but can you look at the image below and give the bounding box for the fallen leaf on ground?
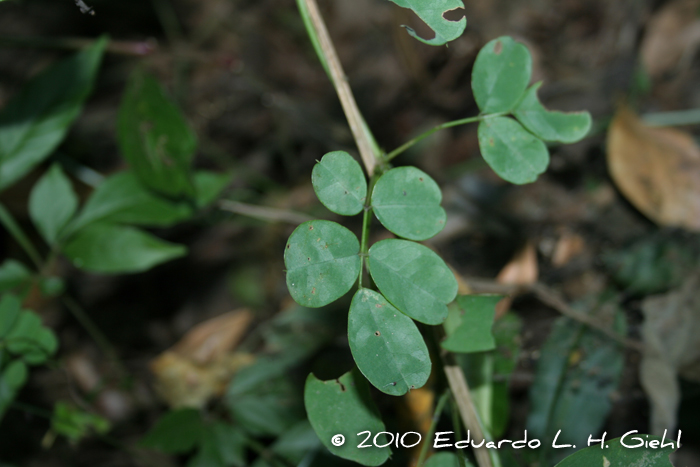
[150,309,255,408]
[640,273,700,435]
[552,231,585,267]
[606,106,700,231]
[495,242,538,318]
[641,0,700,78]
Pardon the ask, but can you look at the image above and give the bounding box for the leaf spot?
[375,331,381,336]
[494,40,503,55]
[309,225,314,230]
[603,456,610,467]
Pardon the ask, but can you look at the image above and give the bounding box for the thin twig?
[465,279,646,352]
[302,0,379,175]
[417,389,451,467]
[219,200,313,224]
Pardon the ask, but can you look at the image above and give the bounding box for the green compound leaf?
[368,239,457,325]
[348,289,431,396]
[63,223,186,274]
[312,151,367,216]
[387,0,467,46]
[371,166,446,241]
[0,260,32,294]
[514,83,592,143]
[304,368,390,466]
[284,220,361,308]
[441,295,500,353]
[553,436,675,467]
[29,164,78,245]
[51,402,110,443]
[0,37,106,192]
[478,116,549,185]
[472,36,532,114]
[0,294,22,339]
[118,71,197,197]
[5,311,58,364]
[67,171,193,235]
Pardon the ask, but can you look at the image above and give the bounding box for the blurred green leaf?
[194,170,231,208]
[51,402,110,443]
[0,294,22,339]
[513,83,592,143]
[472,36,531,114]
[5,309,58,365]
[188,422,247,467]
[67,171,193,235]
[368,239,457,325]
[371,167,446,241]
[478,116,549,184]
[284,220,360,308]
[348,289,431,396]
[63,223,186,274]
[312,151,367,216]
[553,436,674,467]
[38,276,65,297]
[442,295,500,353]
[29,164,78,245]
[118,71,197,197]
[140,408,204,454]
[386,0,466,46]
[0,260,32,294]
[0,37,107,191]
[305,368,390,466]
[527,312,625,464]
[424,452,469,467]
[0,359,28,420]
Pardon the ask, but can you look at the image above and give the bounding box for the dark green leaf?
[39,276,65,297]
[0,360,28,420]
[6,310,58,364]
[67,171,193,235]
[189,423,247,467]
[424,452,470,467]
[472,36,531,114]
[0,294,22,339]
[514,83,592,143]
[527,313,625,464]
[29,164,78,245]
[0,260,32,294]
[51,402,110,443]
[304,368,390,466]
[63,223,186,274]
[387,0,467,46]
[312,151,367,216]
[284,220,360,308]
[118,72,197,197]
[368,239,457,325]
[0,37,107,191]
[478,117,549,184]
[194,170,231,208]
[553,436,675,467]
[441,295,500,353]
[140,408,204,454]
[371,167,446,241]
[348,289,431,396]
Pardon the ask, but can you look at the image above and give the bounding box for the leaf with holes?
[29,164,78,245]
[387,0,467,46]
[472,36,532,114]
[478,117,549,184]
[514,83,592,143]
[305,368,389,466]
[371,167,446,241]
[368,239,457,325]
[441,295,500,353]
[312,151,367,216]
[348,289,431,396]
[553,436,675,467]
[285,220,360,307]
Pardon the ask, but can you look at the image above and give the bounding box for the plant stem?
[358,175,378,289]
[451,399,469,467]
[417,389,451,467]
[642,108,700,127]
[219,200,313,224]
[0,203,43,269]
[385,113,506,162]
[297,0,382,175]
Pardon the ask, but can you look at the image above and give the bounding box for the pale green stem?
[642,108,700,127]
[385,113,507,162]
[358,175,378,289]
[417,389,451,467]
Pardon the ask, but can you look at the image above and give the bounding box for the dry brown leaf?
[398,388,435,467]
[495,242,539,318]
[641,0,700,78]
[552,231,585,267]
[150,309,255,408]
[640,273,700,435]
[607,106,700,231]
